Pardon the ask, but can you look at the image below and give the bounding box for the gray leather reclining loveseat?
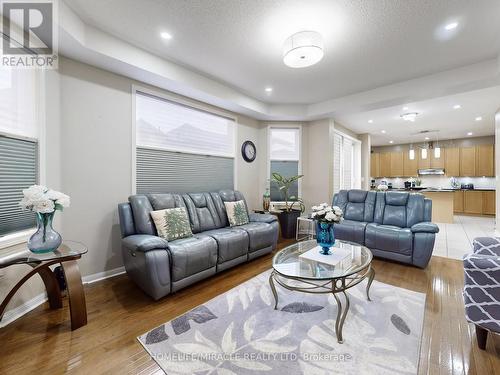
[118,190,279,300]
[333,189,439,268]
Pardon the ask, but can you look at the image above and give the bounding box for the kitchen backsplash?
[373,176,496,189]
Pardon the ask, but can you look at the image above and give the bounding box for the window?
[268,127,301,201]
[0,68,39,239]
[333,132,361,193]
[135,91,236,194]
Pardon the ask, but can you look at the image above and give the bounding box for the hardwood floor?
[1,241,499,374]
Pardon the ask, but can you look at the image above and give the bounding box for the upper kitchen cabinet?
[370,152,380,178]
[417,149,431,169]
[460,147,476,177]
[430,148,445,168]
[445,147,460,176]
[390,152,404,177]
[475,144,494,177]
[379,152,391,177]
[403,151,418,177]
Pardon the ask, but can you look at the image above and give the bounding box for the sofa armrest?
[248,213,278,224]
[411,222,439,234]
[472,237,500,256]
[122,234,169,253]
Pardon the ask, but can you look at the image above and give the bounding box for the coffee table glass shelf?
[270,239,374,343]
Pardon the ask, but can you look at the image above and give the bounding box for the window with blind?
[333,132,360,194]
[0,68,39,238]
[269,127,300,201]
[135,92,235,194]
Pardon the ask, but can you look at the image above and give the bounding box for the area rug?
[138,270,425,374]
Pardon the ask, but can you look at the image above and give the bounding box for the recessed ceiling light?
[467,132,473,136]
[160,32,173,40]
[381,130,386,134]
[445,22,458,31]
[401,112,419,122]
[475,116,482,121]
[389,140,394,144]
[368,119,373,124]
[265,87,273,93]
[425,137,430,140]
[403,106,409,111]
[453,104,461,109]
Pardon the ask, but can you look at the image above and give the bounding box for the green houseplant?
[271,172,305,238]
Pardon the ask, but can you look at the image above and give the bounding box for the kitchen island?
[420,190,455,224]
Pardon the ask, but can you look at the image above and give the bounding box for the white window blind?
[0,69,39,237]
[269,127,300,201]
[135,92,235,194]
[333,132,360,194]
[136,92,235,157]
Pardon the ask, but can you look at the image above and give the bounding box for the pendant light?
[434,134,441,159]
[409,143,415,160]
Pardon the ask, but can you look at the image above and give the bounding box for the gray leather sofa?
[118,190,279,300]
[333,189,439,268]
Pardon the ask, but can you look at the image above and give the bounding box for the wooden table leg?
[36,266,63,310]
[61,260,87,330]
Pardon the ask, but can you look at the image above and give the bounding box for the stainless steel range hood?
[418,168,445,175]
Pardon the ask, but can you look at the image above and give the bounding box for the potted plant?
[311,203,344,255]
[271,172,305,238]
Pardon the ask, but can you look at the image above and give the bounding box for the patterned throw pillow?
[150,207,193,241]
[224,200,249,227]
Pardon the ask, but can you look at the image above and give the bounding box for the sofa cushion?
[168,235,218,281]
[383,205,407,227]
[224,200,250,226]
[150,207,193,241]
[365,223,413,255]
[333,189,376,222]
[238,222,276,252]
[334,220,367,245]
[183,193,223,233]
[202,228,249,263]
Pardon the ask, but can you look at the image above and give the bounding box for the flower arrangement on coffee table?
[311,203,344,255]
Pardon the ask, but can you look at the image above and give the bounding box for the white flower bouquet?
[19,185,70,213]
[310,203,343,223]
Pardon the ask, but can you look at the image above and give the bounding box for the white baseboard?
[82,266,126,285]
[0,292,48,328]
[0,266,126,328]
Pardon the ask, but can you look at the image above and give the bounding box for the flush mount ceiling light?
[401,112,419,122]
[368,119,373,124]
[467,132,473,136]
[381,130,386,134]
[445,22,458,31]
[389,140,394,144]
[265,87,273,93]
[283,31,324,68]
[453,104,461,109]
[475,116,482,121]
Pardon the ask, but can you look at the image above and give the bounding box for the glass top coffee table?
[270,239,375,343]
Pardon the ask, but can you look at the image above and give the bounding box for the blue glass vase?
[28,212,62,253]
[316,221,335,255]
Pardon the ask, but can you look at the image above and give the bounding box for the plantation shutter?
[136,147,234,193]
[342,137,353,190]
[333,133,342,193]
[0,135,37,237]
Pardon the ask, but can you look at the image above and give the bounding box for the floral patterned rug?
[138,270,425,374]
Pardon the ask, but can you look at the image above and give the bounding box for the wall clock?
[241,140,256,162]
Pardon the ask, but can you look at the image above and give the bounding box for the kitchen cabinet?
[482,191,496,215]
[464,191,483,214]
[445,147,460,177]
[460,147,476,177]
[430,148,445,169]
[379,153,391,177]
[417,149,431,170]
[390,152,404,177]
[370,153,380,178]
[454,190,464,213]
[476,144,494,177]
[403,150,418,177]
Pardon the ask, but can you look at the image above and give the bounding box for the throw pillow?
[224,200,249,227]
[150,207,193,241]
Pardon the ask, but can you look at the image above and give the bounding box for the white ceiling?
[64,0,500,105]
[335,86,500,146]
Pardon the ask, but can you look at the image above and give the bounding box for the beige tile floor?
[433,215,498,260]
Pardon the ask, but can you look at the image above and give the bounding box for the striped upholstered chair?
[463,237,500,349]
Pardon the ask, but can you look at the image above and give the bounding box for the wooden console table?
[0,241,88,330]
